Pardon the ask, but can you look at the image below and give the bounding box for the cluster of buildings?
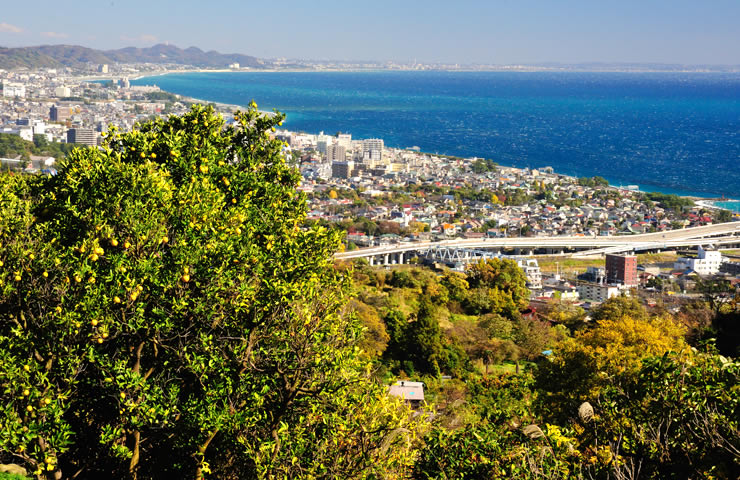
[537,245,739,306]
[0,66,197,172]
[278,129,715,246]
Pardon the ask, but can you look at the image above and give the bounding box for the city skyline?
[1,0,740,65]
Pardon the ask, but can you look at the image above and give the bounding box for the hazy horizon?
[1,0,739,65]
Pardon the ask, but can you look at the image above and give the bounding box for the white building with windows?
[577,282,626,302]
[2,82,26,98]
[674,245,723,275]
[336,133,352,150]
[55,86,72,97]
[517,258,542,290]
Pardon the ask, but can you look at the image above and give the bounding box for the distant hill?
[0,44,264,69]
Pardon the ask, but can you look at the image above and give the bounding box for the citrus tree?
[0,105,420,479]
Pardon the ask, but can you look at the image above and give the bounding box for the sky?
[1,0,739,65]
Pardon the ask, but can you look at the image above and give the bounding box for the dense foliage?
[0,134,75,164]
[349,265,739,479]
[470,159,498,174]
[577,176,609,187]
[643,192,694,212]
[0,106,420,479]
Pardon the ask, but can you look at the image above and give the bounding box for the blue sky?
[1,0,738,64]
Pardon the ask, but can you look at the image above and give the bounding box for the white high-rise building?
[336,133,352,149]
[362,138,384,166]
[316,133,334,155]
[362,138,384,154]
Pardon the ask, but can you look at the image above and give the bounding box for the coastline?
[127,71,740,205]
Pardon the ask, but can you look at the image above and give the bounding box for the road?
[334,221,740,260]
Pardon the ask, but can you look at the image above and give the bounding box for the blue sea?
[133,71,740,199]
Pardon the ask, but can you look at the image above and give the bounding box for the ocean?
[133,71,740,199]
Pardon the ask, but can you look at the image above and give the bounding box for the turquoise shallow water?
[713,201,740,212]
[133,71,740,198]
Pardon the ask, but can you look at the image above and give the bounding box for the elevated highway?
[334,221,740,263]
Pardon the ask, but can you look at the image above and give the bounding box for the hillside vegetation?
[0,44,262,69]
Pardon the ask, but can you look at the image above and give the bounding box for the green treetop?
[0,105,420,480]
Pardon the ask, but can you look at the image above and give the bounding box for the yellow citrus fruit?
[113,296,121,304]
[111,239,119,247]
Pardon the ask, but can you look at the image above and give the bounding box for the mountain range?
[0,44,264,69]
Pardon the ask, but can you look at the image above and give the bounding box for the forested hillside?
[0,44,263,69]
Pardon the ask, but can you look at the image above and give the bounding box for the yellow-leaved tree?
[536,297,686,421]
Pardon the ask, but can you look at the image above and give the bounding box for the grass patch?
[637,252,678,264]
[483,361,534,375]
[448,313,479,324]
[537,256,604,274]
